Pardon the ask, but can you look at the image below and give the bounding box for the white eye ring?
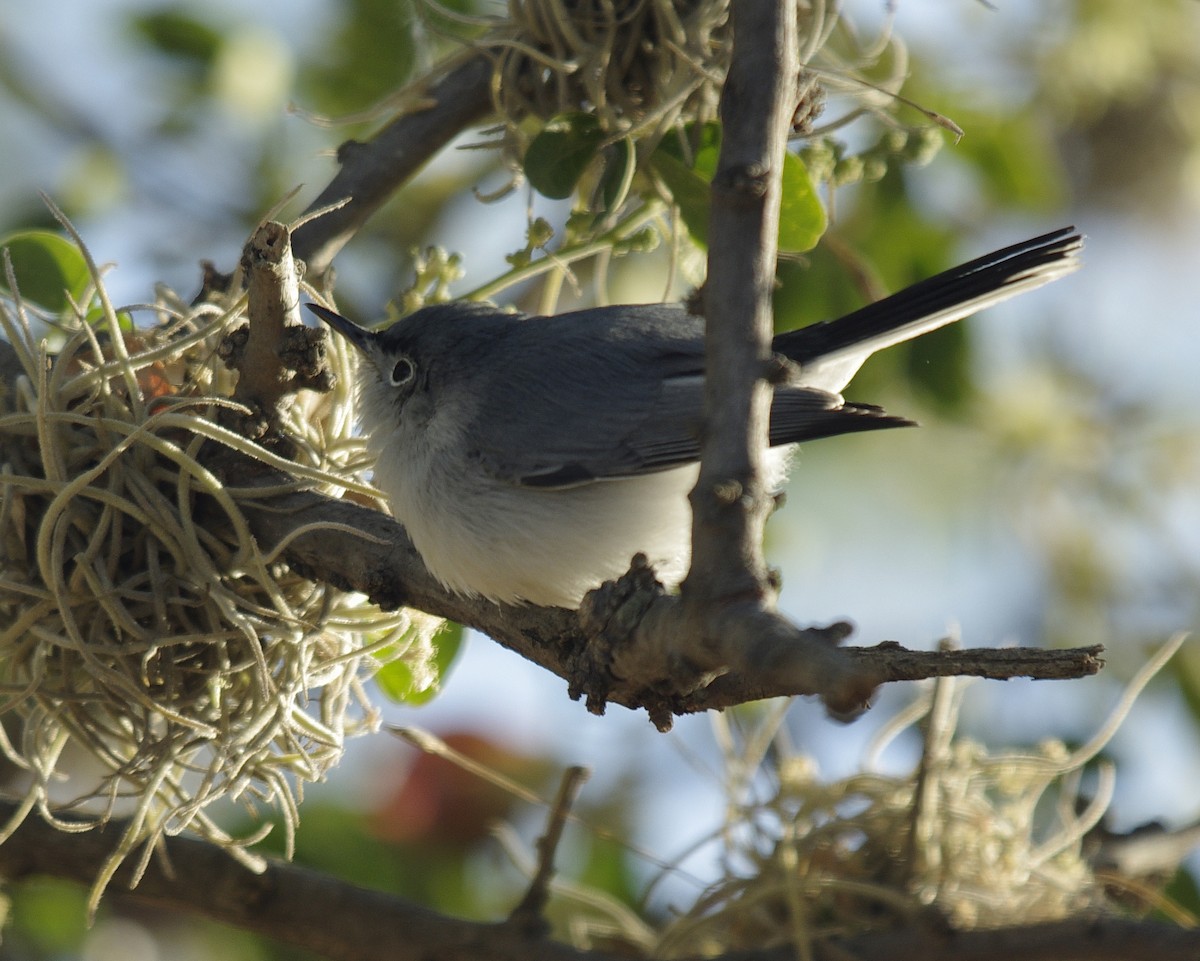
[389,357,416,387]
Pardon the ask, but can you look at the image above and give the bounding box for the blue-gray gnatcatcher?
[308,227,1081,608]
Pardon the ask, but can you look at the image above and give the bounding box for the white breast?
[360,371,792,607]
[378,432,699,607]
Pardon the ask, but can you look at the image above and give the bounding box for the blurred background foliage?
[1,0,1199,957]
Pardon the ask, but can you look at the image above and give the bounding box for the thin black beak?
[306,303,375,354]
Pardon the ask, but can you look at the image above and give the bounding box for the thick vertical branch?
[218,222,333,443]
[239,222,303,401]
[685,0,798,603]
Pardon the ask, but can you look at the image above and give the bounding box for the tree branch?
[803,919,1200,961]
[218,221,333,442]
[0,799,592,961]
[625,0,888,719]
[686,0,795,603]
[227,478,1104,730]
[291,52,495,280]
[1,798,1194,961]
[507,765,590,934]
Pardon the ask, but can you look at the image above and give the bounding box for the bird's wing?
[465,304,707,487]
[465,305,908,489]
[774,227,1083,392]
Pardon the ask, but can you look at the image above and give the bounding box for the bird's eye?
[389,357,415,387]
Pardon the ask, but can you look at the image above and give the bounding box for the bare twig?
[843,643,1106,684]
[238,222,303,403]
[508,765,591,934]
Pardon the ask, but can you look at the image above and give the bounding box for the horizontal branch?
[229,475,1103,729]
[850,642,1106,683]
[804,918,1200,961]
[0,799,590,961]
[1,798,1194,961]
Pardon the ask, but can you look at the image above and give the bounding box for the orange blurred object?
[371,730,548,849]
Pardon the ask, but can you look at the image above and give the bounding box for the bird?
[308,227,1082,608]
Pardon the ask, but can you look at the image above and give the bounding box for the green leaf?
[655,121,722,168]
[84,305,136,333]
[648,152,715,247]
[300,0,417,114]
[375,621,464,705]
[0,230,91,314]
[130,10,222,65]
[597,137,636,214]
[524,113,606,200]
[10,880,89,954]
[651,122,826,252]
[1160,867,1200,922]
[777,152,826,253]
[650,124,722,247]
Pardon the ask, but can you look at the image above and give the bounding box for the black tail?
[774,227,1082,366]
